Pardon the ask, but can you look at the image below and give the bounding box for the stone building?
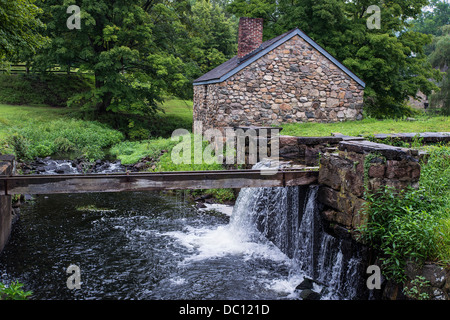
[408,91,429,110]
[193,17,365,132]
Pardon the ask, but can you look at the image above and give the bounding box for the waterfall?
[293,185,318,277]
[229,162,368,300]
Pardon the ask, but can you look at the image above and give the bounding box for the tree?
[413,0,450,37]
[413,1,450,115]
[429,25,450,70]
[31,0,190,120]
[178,0,238,75]
[0,0,46,59]
[227,0,441,118]
[429,25,450,114]
[22,0,238,126]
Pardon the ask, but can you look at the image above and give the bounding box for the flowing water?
[0,161,370,300]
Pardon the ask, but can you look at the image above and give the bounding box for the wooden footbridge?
[0,166,318,195]
[0,154,318,251]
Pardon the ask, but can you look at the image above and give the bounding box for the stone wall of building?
[193,34,365,131]
[408,91,428,110]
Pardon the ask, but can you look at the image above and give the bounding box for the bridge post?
[0,155,15,253]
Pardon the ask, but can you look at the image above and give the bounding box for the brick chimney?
[237,17,263,59]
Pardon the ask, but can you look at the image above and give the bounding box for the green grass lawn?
[0,104,124,160]
[2,102,449,163]
[0,97,192,138]
[0,99,193,161]
[0,103,69,120]
[0,104,68,140]
[146,98,193,138]
[157,98,193,121]
[279,116,450,137]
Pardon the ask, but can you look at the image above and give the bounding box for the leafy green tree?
[410,1,449,115]
[18,0,237,135]
[31,0,190,120]
[178,0,238,75]
[413,0,450,37]
[428,25,450,70]
[227,0,441,118]
[429,25,450,114]
[0,0,47,59]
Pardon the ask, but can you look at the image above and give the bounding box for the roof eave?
[193,28,365,88]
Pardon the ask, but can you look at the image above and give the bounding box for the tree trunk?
[95,75,113,115]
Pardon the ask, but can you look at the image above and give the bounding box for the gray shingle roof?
[193,28,365,88]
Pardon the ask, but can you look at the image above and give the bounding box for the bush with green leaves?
[360,145,450,283]
[403,275,431,300]
[0,281,32,300]
[110,138,179,165]
[7,119,124,161]
[361,186,442,282]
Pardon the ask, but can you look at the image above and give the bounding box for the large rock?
[299,289,321,300]
[318,155,352,191]
[339,140,417,161]
[404,261,450,300]
[295,278,314,291]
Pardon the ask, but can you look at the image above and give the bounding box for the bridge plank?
[0,169,318,195]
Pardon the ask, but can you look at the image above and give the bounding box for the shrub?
[403,276,431,300]
[7,133,31,159]
[8,119,124,161]
[110,138,179,165]
[361,186,441,282]
[0,74,93,107]
[0,281,32,300]
[360,145,450,283]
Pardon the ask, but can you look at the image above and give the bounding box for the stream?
[0,160,371,300]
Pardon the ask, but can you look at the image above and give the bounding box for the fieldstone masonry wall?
[318,140,422,234]
[278,135,438,235]
[193,34,364,131]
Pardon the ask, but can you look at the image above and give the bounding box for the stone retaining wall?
[318,140,421,235]
[276,132,450,300]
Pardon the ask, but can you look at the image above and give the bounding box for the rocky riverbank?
[17,156,154,175]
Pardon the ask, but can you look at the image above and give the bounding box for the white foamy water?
[163,222,289,264]
[197,203,234,216]
[153,160,367,299]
